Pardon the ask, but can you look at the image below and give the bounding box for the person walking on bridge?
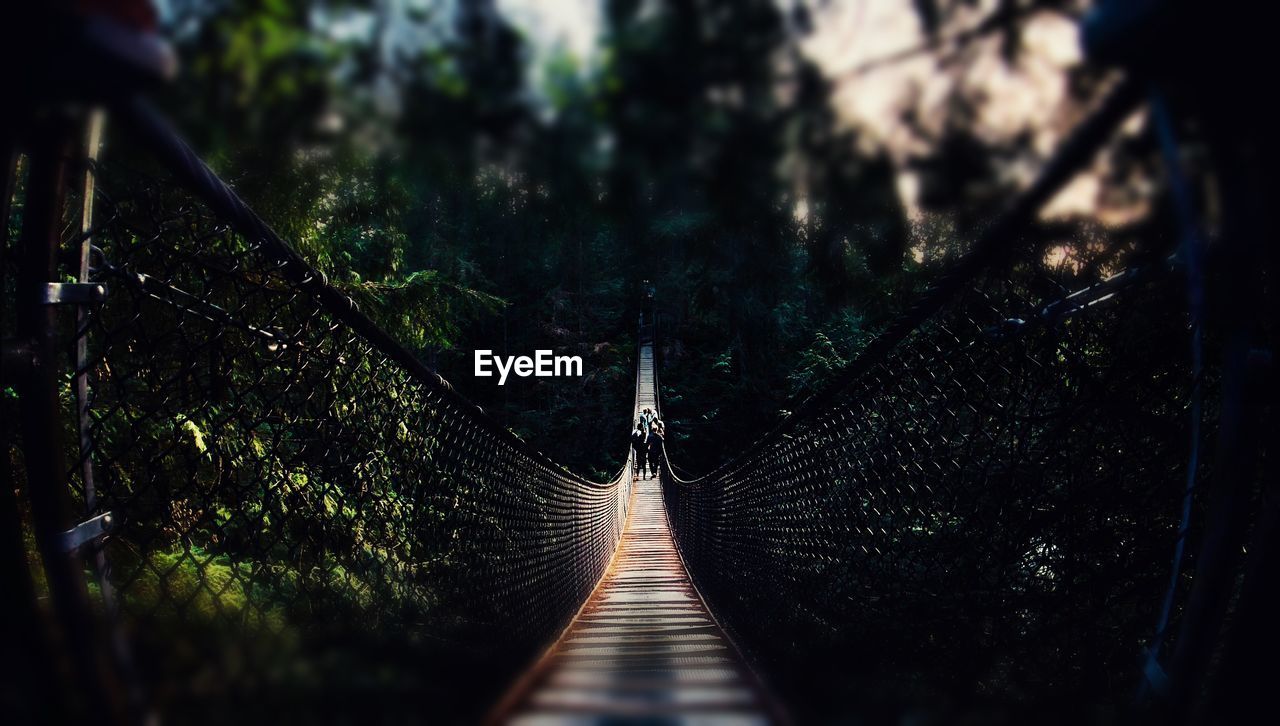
[631,422,648,478]
[640,407,656,433]
[647,421,665,478]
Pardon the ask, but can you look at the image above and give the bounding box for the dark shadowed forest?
[17,1,1269,724]
[145,0,1149,478]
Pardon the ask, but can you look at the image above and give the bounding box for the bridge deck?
[499,343,772,725]
[501,478,771,725]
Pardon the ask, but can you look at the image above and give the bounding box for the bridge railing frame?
[4,98,639,725]
[656,75,1274,722]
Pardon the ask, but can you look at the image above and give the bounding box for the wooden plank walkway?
[496,342,774,726]
[499,479,772,726]
[636,344,657,414]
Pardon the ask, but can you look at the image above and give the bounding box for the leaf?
[177,416,208,456]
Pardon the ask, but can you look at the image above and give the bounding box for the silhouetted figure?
[647,423,665,478]
[631,422,648,478]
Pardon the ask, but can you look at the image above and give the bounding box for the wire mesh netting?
[661,250,1207,721]
[69,167,631,723]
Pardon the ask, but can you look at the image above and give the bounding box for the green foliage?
[344,269,506,350]
[791,310,870,390]
[125,0,1125,482]
[124,546,286,631]
[126,0,931,479]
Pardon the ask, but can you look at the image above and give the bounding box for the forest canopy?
[146,0,1151,477]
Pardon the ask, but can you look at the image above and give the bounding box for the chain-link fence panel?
[72,165,630,724]
[662,250,1208,721]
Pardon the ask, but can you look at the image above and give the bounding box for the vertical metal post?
[73,110,150,724]
[73,110,120,620]
[75,111,103,518]
[2,131,70,725]
[15,113,125,725]
[1163,100,1269,721]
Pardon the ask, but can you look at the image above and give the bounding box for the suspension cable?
[1137,87,1208,699]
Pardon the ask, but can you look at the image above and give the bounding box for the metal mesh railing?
[69,155,632,722]
[655,82,1214,721]
[661,251,1203,719]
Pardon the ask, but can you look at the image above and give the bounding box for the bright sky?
[497,0,601,65]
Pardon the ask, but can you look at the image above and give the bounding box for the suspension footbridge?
[4,60,1273,726]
